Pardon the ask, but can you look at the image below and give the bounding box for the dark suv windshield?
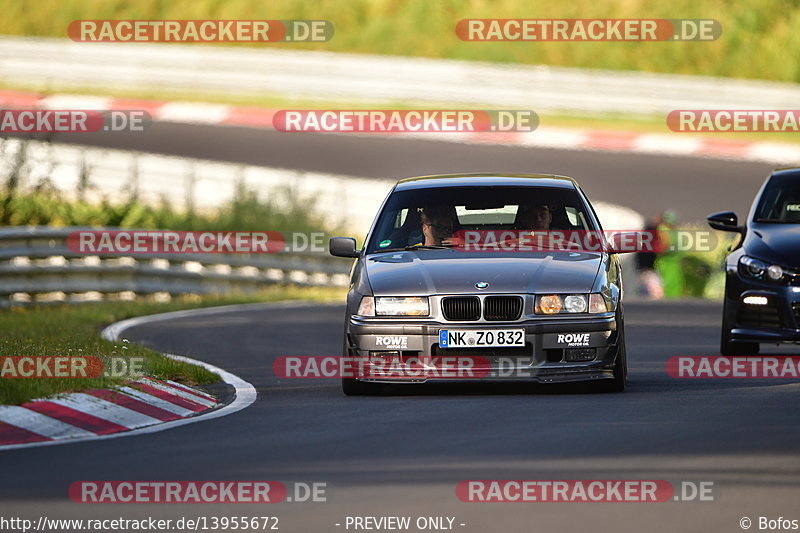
[366,185,596,254]
[754,174,800,223]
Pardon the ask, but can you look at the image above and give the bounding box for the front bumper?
[727,273,800,343]
[345,314,619,384]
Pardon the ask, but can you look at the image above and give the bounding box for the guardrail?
[0,227,353,306]
[3,36,800,115]
[0,224,645,308]
[0,137,393,235]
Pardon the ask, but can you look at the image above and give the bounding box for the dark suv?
[707,168,800,355]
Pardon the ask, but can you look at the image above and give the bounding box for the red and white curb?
[2,90,800,164]
[0,377,218,445]
[0,304,260,451]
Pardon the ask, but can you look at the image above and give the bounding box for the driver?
[515,204,552,231]
[418,206,456,246]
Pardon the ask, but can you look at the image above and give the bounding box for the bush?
[0,184,328,234]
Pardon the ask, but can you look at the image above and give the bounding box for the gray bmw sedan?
[330,174,631,394]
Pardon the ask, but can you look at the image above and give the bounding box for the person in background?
[636,215,665,299]
[655,209,684,298]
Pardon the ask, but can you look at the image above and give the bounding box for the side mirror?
[329,237,360,258]
[605,231,643,254]
[707,211,743,233]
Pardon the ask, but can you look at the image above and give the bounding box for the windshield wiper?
[375,244,454,253]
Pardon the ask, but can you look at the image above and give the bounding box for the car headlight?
[767,264,784,281]
[536,294,563,314]
[740,256,785,281]
[564,295,588,313]
[358,296,429,316]
[535,294,611,315]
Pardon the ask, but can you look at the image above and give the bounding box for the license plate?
[439,329,525,348]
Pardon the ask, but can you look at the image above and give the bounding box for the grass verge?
[4,81,800,146]
[1,0,800,83]
[0,285,345,405]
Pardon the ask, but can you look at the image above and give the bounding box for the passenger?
[500,204,554,251]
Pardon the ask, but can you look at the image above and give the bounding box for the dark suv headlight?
[739,255,785,281]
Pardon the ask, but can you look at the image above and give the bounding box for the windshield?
[754,174,800,223]
[366,185,596,254]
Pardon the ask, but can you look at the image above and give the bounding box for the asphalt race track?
[2,128,799,532]
[2,300,800,532]
[46,122,775,222]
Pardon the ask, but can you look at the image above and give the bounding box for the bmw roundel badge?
[475,281,489,290]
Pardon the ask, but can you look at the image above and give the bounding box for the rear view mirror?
[463,203,506,210]
[329,237,360,258]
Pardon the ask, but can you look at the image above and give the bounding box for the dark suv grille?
[484,296,523,321]
[441,296,481,321]
[737,298,784,329]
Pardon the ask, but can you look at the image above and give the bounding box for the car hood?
[365,250,603,295]
[745,224,800,266]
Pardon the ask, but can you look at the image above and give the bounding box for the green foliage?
[1,0,798,82]
[0,185,327,234]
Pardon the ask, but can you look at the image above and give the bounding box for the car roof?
[771,168,800,180]
[394,173,579,191]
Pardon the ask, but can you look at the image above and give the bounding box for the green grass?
[1,0,800,83]
[0,286,345,405]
